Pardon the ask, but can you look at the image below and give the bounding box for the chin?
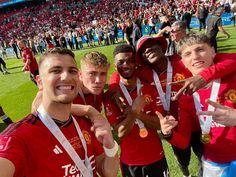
[57,95,76,104]
[91,89,102,95]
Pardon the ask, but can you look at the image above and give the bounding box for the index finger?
[168,79,186,86]
[197,110,217,116]
[205,99,227,109]
[155,111,164,120]
[171,84,188,101]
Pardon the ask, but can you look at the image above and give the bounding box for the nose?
[61,71,70,80]
[191,51,200,60]
[94,75,102,83]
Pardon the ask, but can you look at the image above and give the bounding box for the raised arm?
[92,119,119,177]
[172,53,236,100]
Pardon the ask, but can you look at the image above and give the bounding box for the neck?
[80,84,91,95]
[120,76,137,90]
[42,99,71,122]
[153,56,168,74]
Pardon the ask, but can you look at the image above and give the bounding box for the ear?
[36,75,43,91]
[78,69,82,80]
[114,63,117,71]
[211,46,216,59]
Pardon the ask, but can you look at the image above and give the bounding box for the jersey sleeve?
[0,135,27,175]
[198,53,236,83]
[108,72,120,90]
[104,91,124,126]
[167,96,194,149]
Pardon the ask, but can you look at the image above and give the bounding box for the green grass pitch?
[0,25,236,176]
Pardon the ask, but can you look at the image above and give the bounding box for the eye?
[50,69,61,74]
[88,72,96,76]
[69,69,78,74]
[117,60,124,65]
[182,52,191,58]
[196,48,204,52]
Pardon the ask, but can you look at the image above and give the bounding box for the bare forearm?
[137,112,160,129]
[100,154,119,177]
[116,113,136,138]
[71,104,100,122]
[0,158,15,177]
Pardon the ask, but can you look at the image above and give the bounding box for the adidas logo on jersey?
[53,145,63,154]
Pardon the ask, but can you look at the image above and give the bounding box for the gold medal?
[139,128,148,138]
[200,133,211,144]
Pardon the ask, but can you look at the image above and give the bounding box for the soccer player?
[105,44,169,177]
[0,48,119,177]
[18,39,39,85]
[109,36,236,177]
[32,51,109,122]
[159,32,236,177]
[73,51,110,113]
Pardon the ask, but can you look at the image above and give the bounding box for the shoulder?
[73,116,93,129]
[1,114,39,137]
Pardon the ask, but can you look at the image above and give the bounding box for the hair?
[126,17,132,23]
[177,32,211,55]
[113,44,135,58]
[171,21,186,31]
[18,39,28,45]
[38,47,75,68]
[80,51,110,68]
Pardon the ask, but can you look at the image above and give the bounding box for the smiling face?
[180,43,215,75]
[140,42,165,65]
[114,52,136,80]
[37,54,79,104]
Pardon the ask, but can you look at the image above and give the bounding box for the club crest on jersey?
[143,94,153,104]
[225,89,236,103]
[173,73,185,82]
[82,130,91,145]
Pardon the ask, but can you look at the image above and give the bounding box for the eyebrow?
[49,66,78,70]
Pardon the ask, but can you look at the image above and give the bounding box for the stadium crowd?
[0,0,233,54]
[1,0,236,177]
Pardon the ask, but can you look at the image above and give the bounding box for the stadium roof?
[0,0,32,8]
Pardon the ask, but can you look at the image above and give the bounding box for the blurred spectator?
[9,38,20,59]
[0,57,10,75]
[206,8,230,52]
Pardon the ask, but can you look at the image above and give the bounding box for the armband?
[103,141,118,157]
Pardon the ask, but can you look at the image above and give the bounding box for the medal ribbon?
[37,105,93,177]
[119,78,145,129]
[193,79,221,134]
[153,59,172,112]
[78,88,96,106]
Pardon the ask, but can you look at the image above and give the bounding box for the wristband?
[103,141,118,157]
[1,114,8,121]
[161,131,173,140]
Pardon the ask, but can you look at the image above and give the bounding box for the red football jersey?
[104,81,165,165]
[22,47,38,74]
[0,114,104,177]
[169,72,236,164]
